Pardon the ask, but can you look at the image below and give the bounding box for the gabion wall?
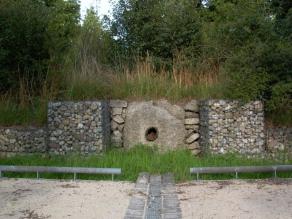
[0,127,46,156]
[266,127,292,159]
[200,100,265,155]
[0,99,289,157]
[47,101,110,154]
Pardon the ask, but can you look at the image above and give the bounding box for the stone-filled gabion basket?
[200,100,265,155]
[0,127,47,155]
[0,99,277,158]
[47,101,110,155]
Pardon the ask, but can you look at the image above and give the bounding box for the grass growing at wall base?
[0,146,291,182]
[0,97,48,126]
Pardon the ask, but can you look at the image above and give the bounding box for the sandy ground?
[178,179,292,219]
[0,178,134,219]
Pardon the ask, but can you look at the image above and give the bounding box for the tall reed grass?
[0,72,62,126]
[0,52,227,125]
[67,54,226,101]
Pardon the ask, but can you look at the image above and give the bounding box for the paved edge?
[161,173,182,219]
[125,173,182,219]
[145,175,162,219]
[125,172,149,219]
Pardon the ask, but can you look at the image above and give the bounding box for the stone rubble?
[110,100,127,148]
[184,100,201,155]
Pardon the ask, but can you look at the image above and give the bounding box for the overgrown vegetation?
[0,146,291,182]
[0,0,291,126]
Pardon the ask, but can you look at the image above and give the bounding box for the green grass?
[0,98,47,126]
[266,109,292,127]
[1,146,291,182]
[109,75,225,101]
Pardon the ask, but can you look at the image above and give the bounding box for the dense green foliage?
[111,0,202,62]
[0,0,291,125]
[110,0,291,113]
[1,146,291,182]
[0,0,80,92]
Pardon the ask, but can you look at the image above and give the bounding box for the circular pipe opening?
[145,127,158,142]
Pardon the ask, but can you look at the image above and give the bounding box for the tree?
[111,0,202,62]
[66,7,115,78]
[0,0,50,92]
[0,0,80,93]
[46,0,80,63]
[211,0,292,111]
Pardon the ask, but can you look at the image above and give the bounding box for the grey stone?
[266,128,292,157]
[118,124,124,132]
[112,107,123,116]
[111,120,119,131]
[124,101,185,151]
[185,129,195,137]
[0,127,47,154]
[191,149,201,155]
[199,100,265,155]
[184,118,199,125]
[112,115,125,124]
[110,100,127,108]
[186,133,200,144]
[185,111,199,118]
[113,130,122,138]
[47,101,110,155]
[90,103,98,110]
[185,125,199,130]
[188,142,200,150]
[185,100,199,112]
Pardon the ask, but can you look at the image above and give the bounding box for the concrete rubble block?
[124,101,186,151]
[154,99,185,120]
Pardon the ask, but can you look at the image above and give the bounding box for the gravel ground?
[0,178,134,219]
[1,178,291,219]
[178,179,292,219]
